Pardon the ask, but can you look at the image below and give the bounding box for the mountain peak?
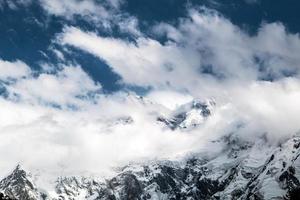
[157,98,215,130]
[0,165,39,200]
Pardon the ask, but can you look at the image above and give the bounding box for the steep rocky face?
[1,135,300,200]
[0,165,39,200]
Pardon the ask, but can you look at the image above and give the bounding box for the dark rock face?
[157,116,181,130]
[109,173,142,200]
[279,166,300,199]
[288,187,300,200]
[191,101,211,117]
[157,112,187,130]
[0,193,15,200]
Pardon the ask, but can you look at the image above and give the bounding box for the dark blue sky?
[0,0,299,93]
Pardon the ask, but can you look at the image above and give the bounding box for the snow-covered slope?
[1,133,300,200]
[157,99,215,131]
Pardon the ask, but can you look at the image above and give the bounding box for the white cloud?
[40,0,108,19]
[2,76,300,178]
[54,8,300,145]
[117,16,142,36]
[217,79,300,142]
[160,9,300,81]
[7,65,101,107]
[39,0,124,25]
[1,6,300,184]
[146,90,193,110]
[58,26,201,89]
[0,57,300,181]
[57,8,300,98]
[0,60,31,80]
[0,91,214,178]
[39,0,141,37]
[0,60,221,178]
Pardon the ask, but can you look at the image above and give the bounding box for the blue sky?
[0,0,300,175]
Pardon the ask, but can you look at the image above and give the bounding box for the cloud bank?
[0,5,300,180]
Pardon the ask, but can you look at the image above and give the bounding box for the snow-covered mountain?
[1,134,300,199]
[1,98,300,200]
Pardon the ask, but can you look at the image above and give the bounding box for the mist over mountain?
[0,0,300,199]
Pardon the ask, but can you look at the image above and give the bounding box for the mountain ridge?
[1,133,300,199]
